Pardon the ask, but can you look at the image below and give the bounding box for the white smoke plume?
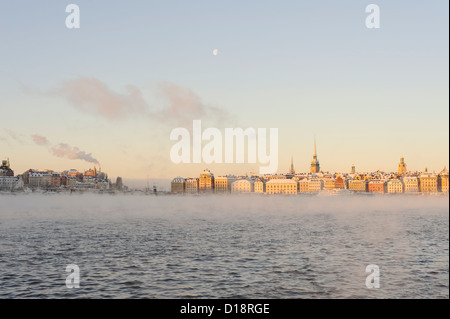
[51,143,99,164]
[31,135,99,165]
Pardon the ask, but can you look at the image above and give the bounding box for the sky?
[0,0,448,181]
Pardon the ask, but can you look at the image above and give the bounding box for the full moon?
[213,49,218,56]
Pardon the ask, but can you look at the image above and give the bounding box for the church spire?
[313,137,317,158]
[290,156,295,174]
[310,137,320,173]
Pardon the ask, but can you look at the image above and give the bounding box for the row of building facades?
[171,165,450,195]
[0,158,124,191]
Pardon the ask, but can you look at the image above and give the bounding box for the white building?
[0,176,21,191]
[28,171,52,188]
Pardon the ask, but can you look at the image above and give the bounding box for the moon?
[213,49,218,56]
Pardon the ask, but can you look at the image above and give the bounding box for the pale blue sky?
[0,1,448,179]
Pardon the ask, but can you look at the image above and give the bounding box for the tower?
[398,157,407,175]
[310,137,320,174]
[351,164,356,174]
[289,156,295,174]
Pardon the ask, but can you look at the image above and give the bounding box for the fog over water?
[0,194,448,298]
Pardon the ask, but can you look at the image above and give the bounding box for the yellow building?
[387,179,404,194]
[308,179,324,192]
[254,178,266,193]
[266,179,297,194]
[199,169,214,192]
[185,178,199,194]
[419,169,439,193]
[231,179,254,193]
[84,167,98,178]
[348,179,367,192]
[214,176,236,193]
[398,157,407,175]
[403,177,420,193]
[439,167,449,193]
[298,179,309,193]
[323,178,336,190]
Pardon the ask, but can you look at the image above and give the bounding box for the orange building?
[368,181,386,194]
[335,177,346,189]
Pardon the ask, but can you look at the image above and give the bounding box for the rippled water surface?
[0,194,448,298]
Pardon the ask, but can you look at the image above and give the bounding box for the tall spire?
[310,136,320,174]
[313,137,317,158]
[290,155,295,174]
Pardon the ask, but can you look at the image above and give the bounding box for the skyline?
[0,1,448,179]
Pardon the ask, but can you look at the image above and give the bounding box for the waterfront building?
[214,176,236,193]
[66,169,80,178]
[398,157,407,175]
[96,181,109,189]
[83,175,96,184]
[387,179,404,194]
[84,167,98,178]
[254,178,266,193]
[419,169,439,193]
[231,179,254,193]
[348,179,368,192]
[51,173,61,187]
[403,176,420,193]
[199,169,214,192]
[28,171,52,188]
[323,178,336,191]
[266,179,297,194]
[298,179,309,193]
[0,176,20,190]
[67,178,77,187]
[308,179,324,192]
[335,177,346,189]
[439,167,449,193]
[171,177,186,193]
[185,178,199,194]
[368,180,386,194]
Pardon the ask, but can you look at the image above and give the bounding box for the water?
[0,194,448,299]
